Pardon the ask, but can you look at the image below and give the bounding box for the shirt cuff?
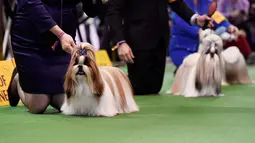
[190,13,199,25]
[117,40,126,46]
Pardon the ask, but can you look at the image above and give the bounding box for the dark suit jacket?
[16,0,102,34]
[106,0,195,52]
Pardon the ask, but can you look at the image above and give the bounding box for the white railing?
[2,0,16,60]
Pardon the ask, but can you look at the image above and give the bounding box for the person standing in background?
[107,0,213,95]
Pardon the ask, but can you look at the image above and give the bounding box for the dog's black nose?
[78,65,83,71]
[77,65,85,75]
[210,52,214,58]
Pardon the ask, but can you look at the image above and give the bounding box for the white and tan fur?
[198,29,228,85]
[60,43,139,117]
[199,29,253,85]
[169,34,224,97]
[221,46,253,84]
[168,29,253,97]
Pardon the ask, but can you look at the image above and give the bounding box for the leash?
[202,0,217,30]
[51,0,63,50]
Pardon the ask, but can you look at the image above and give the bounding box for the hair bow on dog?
[79,49,87,55]
[210,43,216,47]
[76,48,87,56]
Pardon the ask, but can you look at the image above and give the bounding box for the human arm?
[168,0,195,25]
[50,26,75,54]
[212,11,238,34]
[172,13,201,38]
[107,0,135,63]
[106,0,125,45]
[168,0,213,27]
[21,0,57,33]
[21,0,74,53]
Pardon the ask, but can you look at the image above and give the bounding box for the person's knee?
[133,85,161,95]
[27,104,48,114]
[24,93,50,114]
[50,94,65,111]
[131,79,162,95]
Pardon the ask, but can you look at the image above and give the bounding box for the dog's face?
[71,49,93,83]
[200,34,223,58]
[64,43,104,98]
[196,34,223,89]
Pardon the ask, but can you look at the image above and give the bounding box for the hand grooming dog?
[61,43,139,117]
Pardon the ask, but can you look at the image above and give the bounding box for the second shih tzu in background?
[61,43,139,117]
[169,33,224,97]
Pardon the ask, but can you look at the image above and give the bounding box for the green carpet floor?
[1,64,255,143]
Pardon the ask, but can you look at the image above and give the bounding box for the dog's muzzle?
[76,65,86,75]
[208,43,217,58]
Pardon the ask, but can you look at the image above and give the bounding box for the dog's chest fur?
[66,82,99,116]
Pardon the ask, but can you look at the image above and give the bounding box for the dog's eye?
[215,49,218,54]
[205,49,210,54]
[74,57,78,65]
[84,57,88,65]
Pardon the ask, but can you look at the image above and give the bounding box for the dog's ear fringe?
[64,56,76,98]
[196,54,222,86]
[67,42,104,97]
[87,56,104,97]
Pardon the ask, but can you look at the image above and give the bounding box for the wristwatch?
[111,40,126,51]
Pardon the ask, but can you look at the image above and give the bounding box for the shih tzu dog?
[168,29,253,97]
[60,42,139,117]
[169,33,224,97]
[221,46,253,84]
[213,26,252,85]
[197,29,228,85]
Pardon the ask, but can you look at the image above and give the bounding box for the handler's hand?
[196,14,214,28]
[228,24,239,35]
[60,33,75,54]
[118,43,135,64]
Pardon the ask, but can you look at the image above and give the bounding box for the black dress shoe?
[7,67,20,107]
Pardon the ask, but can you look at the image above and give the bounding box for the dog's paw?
[184,94,199,98]
[93,92,102,97]
[165,89,172,94]
[221,81,229,86]
[217,93,224,97]
[173,92,181,96]
[61,110,76,116]
[98,112,117,117]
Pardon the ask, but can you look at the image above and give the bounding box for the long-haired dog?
[60,43,139,117]
[208,27,253,85]
[197,29,228,85]
[221,46,253,84]
[169,34,224,97]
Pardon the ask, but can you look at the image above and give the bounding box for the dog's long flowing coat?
[169,34,224,97]
[61,43,139,117]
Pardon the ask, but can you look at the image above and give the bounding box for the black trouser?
[127,41,166,95]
